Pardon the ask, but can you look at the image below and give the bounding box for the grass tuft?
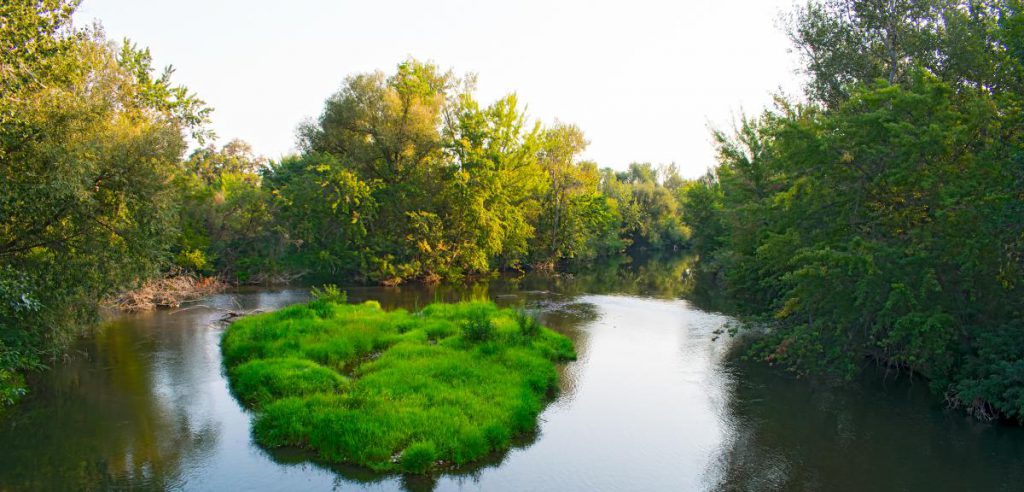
[462,306,496,342]
[515,308,542,338]
[401,440,437,473]
[229,357,348,407]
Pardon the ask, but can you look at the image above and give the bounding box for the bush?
[0,369,27,407]
[952,321,1024,421]
[310,284,346,304]
[462,308,496,342]
[515,309,542,338]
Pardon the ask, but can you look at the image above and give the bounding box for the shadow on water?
[261,426,546,492]
[0,316,220,490]
[710,341,1024,492]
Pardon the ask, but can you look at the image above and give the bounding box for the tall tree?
[432,93,545,275]
[0,1,209,404]
[789,0,1017,106]
[532,123,612,267]
[298,59,465,282]
[683,0,1024,420]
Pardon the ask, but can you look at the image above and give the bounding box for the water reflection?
[0,315,219,489]
[2,255,1023,491]
[710,352,1024,492]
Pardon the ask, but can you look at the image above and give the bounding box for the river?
[1,257,1022,491]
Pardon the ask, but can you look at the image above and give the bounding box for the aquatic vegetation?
[221,299,575,473]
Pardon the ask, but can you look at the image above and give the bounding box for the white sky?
[76,0,803,178]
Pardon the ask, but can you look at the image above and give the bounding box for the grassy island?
[221,296,575,473]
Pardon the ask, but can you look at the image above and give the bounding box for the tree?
[532,123,613,267]
[674,0,1024,420]
[172,140,272,276]
[298,59,466,282]
[0,0,78,125]
[183,139,266,185]
[0,1,209,405]
[601,162,690,251]
[266,153,374,280]
[431,93,546,276]
[788,0,1018,107]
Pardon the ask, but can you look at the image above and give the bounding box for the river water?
[2,258,1023,491]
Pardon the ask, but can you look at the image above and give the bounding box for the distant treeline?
[0,1,690,404]
[681,0,1024,421]
[172,64,691,284]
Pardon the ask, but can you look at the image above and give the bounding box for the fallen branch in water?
[217,309,264,323]
[107,273,227,312]
[163,303,264,323]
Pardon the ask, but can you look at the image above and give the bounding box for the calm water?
[2,258,1023,491]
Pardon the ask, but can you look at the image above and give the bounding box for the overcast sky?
[76,0,803,178]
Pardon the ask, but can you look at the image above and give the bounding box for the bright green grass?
[221,299,576,473]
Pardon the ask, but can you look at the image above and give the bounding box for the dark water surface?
[2,258,1023,491]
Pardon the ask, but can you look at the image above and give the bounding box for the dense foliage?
[169,65,691,285]
[0,0,208,405]
[682,0,1024,420]
[221,299,575,473]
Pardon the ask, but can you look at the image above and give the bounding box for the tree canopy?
[0,0,209,404]
[683,0,1024,420]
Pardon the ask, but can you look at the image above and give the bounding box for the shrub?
[310,284,346,304]
[462,308,496,342]
[0,369,27,407]
[308,285,347,318]
[515,309,542,338]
